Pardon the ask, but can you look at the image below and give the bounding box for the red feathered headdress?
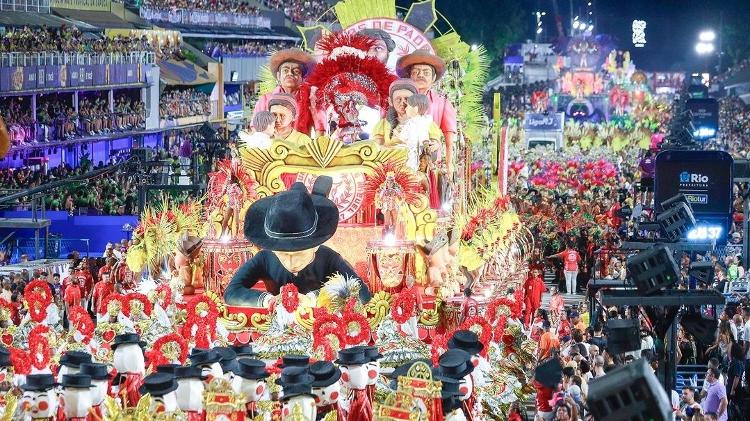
[295,32,397,133]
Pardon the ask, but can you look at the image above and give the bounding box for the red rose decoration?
[280,283,300,313]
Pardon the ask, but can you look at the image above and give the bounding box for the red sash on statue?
[429,398,443,421]
[318,402,346,421]
[348,389,372,421]
[461,395,476,421]
[120,372,144,408]
[366,384,375,404]
[86,404,104,421]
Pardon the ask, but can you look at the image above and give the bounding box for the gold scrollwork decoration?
[249,312,272,333]
[418,298,442,327]
[364,291,392,330]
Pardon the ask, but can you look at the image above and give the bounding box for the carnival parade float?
[0,1,540,420]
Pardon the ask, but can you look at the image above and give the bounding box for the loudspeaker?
[660,193,690,211]
[606,318,641,354]
[199,122,217,140]
[688,261,714,284]
[680,313,718,345]
[587,359,671,421]
[626,244,679,295]
[656,202,696,241]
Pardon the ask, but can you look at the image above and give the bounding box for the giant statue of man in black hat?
[224,176,372,307]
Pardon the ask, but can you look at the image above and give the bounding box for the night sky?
[424,0,750,73]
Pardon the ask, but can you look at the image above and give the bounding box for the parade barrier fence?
[14,237,90,261]
[140,6,271,29]
[0,211,137,258]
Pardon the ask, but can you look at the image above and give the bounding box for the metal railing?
[0,51,155,68]
[140,6,271,29]
[14,237,90,260]
[0,0,49,12]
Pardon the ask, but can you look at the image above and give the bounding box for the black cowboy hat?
[111,333,146,350]
[60,374,94,389]
[230,344,257,358]
[432,369,463,400]
[244,178,338,252]
[189,349,222,367]
[21,374,57,391]
[436,349,473,380]
[234,358,270,380]
[79,363,112,381]
[334,347,369,366]
[156,364,182,375]
[279,354,310,368]
[139,372,178,397]
[174,365,207,380]
[447,330,484,356]
[385,359,432,380]
[59,351,92,369]
[356,345,383,362]
[309,361,341,388]
[276,366,315,387]
[0,346,10,367]
[214,346,239,373]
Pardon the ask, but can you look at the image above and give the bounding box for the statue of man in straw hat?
[396,51,456,175]
[253,48,320,134]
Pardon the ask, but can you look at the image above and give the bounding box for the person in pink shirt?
[549,246,581,294]
[396,51,456,176]
[549,286,565,315]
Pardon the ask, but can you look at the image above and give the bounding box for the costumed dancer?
[57,351,92,383]
[20,374,59,421]
[174,365,206,420]
[310,361,345,421]
[188,349,224,384]
[139,372,179,414]
[277,367,317,420]
[436,349,476,421]
[336,347,372,421]
[523,269,546,326]
[223,176,371,307]
[79,363,110,421]
[447,330,489,387]
[359,346,382,405]
[111,333,146,408]
[60,374,94,421]
[374,172,405,237]
[232,359,270,420]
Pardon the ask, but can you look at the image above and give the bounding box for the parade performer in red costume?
[524,269,546,326]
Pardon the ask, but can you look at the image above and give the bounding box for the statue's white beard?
[63,389,93,418]
[176,380,205,411]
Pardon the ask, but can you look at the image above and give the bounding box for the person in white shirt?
[239,111,275,149]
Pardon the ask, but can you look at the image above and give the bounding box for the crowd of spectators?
[142,0,259,14]
[711,96,750,159]
[0,25,151,55]
[261,0,334,23]
[0,161,139,216]
[713,58,750,88]
[203,40,296,58]
[1,94,145,145]
[159,88,211,120]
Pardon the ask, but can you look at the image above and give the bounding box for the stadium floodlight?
[698,30,716,42]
